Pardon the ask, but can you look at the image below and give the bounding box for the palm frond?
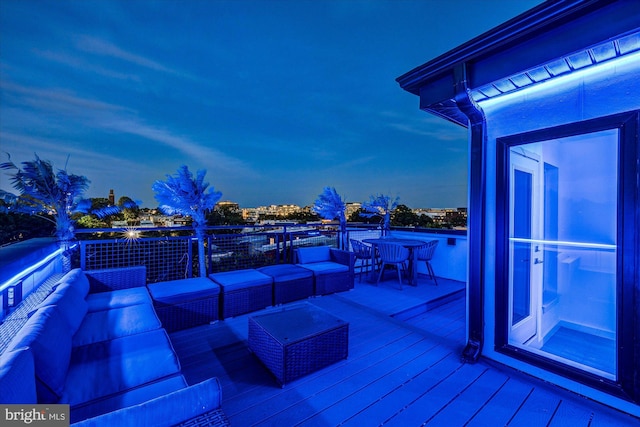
[312,187,346,225]
[361,193,400,231]
[152,165,222,228]
[1,153,90,240]
[361,194,399,216]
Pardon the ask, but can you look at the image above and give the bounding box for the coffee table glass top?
[249,303,346,344]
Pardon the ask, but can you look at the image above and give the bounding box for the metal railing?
[76,224,466,283]
[76,224,341,282]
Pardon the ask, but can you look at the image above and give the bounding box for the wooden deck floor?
[169,275,638,426]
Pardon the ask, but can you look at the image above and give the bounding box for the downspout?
[453,63,486,363]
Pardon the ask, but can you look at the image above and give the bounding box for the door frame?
[508,149,542,346]
[494,111,639,402]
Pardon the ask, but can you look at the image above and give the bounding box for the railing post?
[188,236,193,278]
[205,234,211,276]
[80,241,86,270]
[282,225,287,264]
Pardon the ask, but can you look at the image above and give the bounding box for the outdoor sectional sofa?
[294,246,355,295]
[0,267,229,426]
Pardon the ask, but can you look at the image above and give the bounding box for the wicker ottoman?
[148,277,220,332]
[258,264,314,305]
[209,269,273,319]
[248,303,349,386]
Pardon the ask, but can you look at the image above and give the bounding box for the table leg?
[368,248,378,283]
[409,248,418,286]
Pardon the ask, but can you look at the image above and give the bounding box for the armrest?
[174,408,230,427]
[330,249,355,273]
[85,266,147,293]
[72,378,225,427]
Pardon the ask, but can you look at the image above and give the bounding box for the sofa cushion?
[72,378,223,427]
[85,266,147,293]
[6,305,72,403]
[148,278,220,304]
[258,264,314,281]
[57,268,90,297]
[298,261,349,276]
[62,329,181,406]
[85,287,152,312]
[296,246,330,264]
[209,269,272,292]
[39,283,88,333]
[72,304,162,347]
[0,347,37,403]
[70,375,187,423]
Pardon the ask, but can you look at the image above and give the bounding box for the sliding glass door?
[505,130,618,378]
[496,111,639,402]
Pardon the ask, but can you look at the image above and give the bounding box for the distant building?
[345,202,361,218]
[243,204,302,219]
[241,207,259,222]
[108,189,115,205]
[217,201,240,211]
[413,207,467,227]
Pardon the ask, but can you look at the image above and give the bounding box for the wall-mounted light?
[0,247,66,294]
[3,281,22,309]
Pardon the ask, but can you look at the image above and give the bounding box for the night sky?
[0,0,543,208]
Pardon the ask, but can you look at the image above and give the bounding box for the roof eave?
[396,0,611,95]
[396,0,640,124]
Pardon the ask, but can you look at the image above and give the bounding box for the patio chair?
[350,239,376,282]
[415,240,439,285]
[376,242,410,289]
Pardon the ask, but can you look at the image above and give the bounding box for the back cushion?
[58,268,90,297]
[6,305,72,403]
[39,284,88,334]
[297,246,330,264]
[0,347,37,403]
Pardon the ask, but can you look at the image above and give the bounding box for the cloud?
[0,131,158,198]
[34,49,142,82]
[105,119,260,178]
[331,155,376,170]
[73,35,200,82]
[1,81,128,114]
[76,36,175,72]
[1,81,259,181]
[388,122,465,142]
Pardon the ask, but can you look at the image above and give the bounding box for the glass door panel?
[509,153,540,344]
[506,129,618,379]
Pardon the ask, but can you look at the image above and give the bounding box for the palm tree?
[361,194,400,237]
[152,165,221,277]
[312,187,347,249]
[0,154,91,270]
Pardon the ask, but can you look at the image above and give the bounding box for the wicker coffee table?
[248,303,349,386]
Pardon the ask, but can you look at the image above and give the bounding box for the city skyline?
[0,0,543,208]
[103,187,468,211]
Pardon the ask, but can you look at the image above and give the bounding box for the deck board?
[425,368,510,426]
[507,386,562,426]
[381,362,489,426]
[465,376,534,426]
[169,275,638,426]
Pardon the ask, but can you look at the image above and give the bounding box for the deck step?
[391,288,465,321]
